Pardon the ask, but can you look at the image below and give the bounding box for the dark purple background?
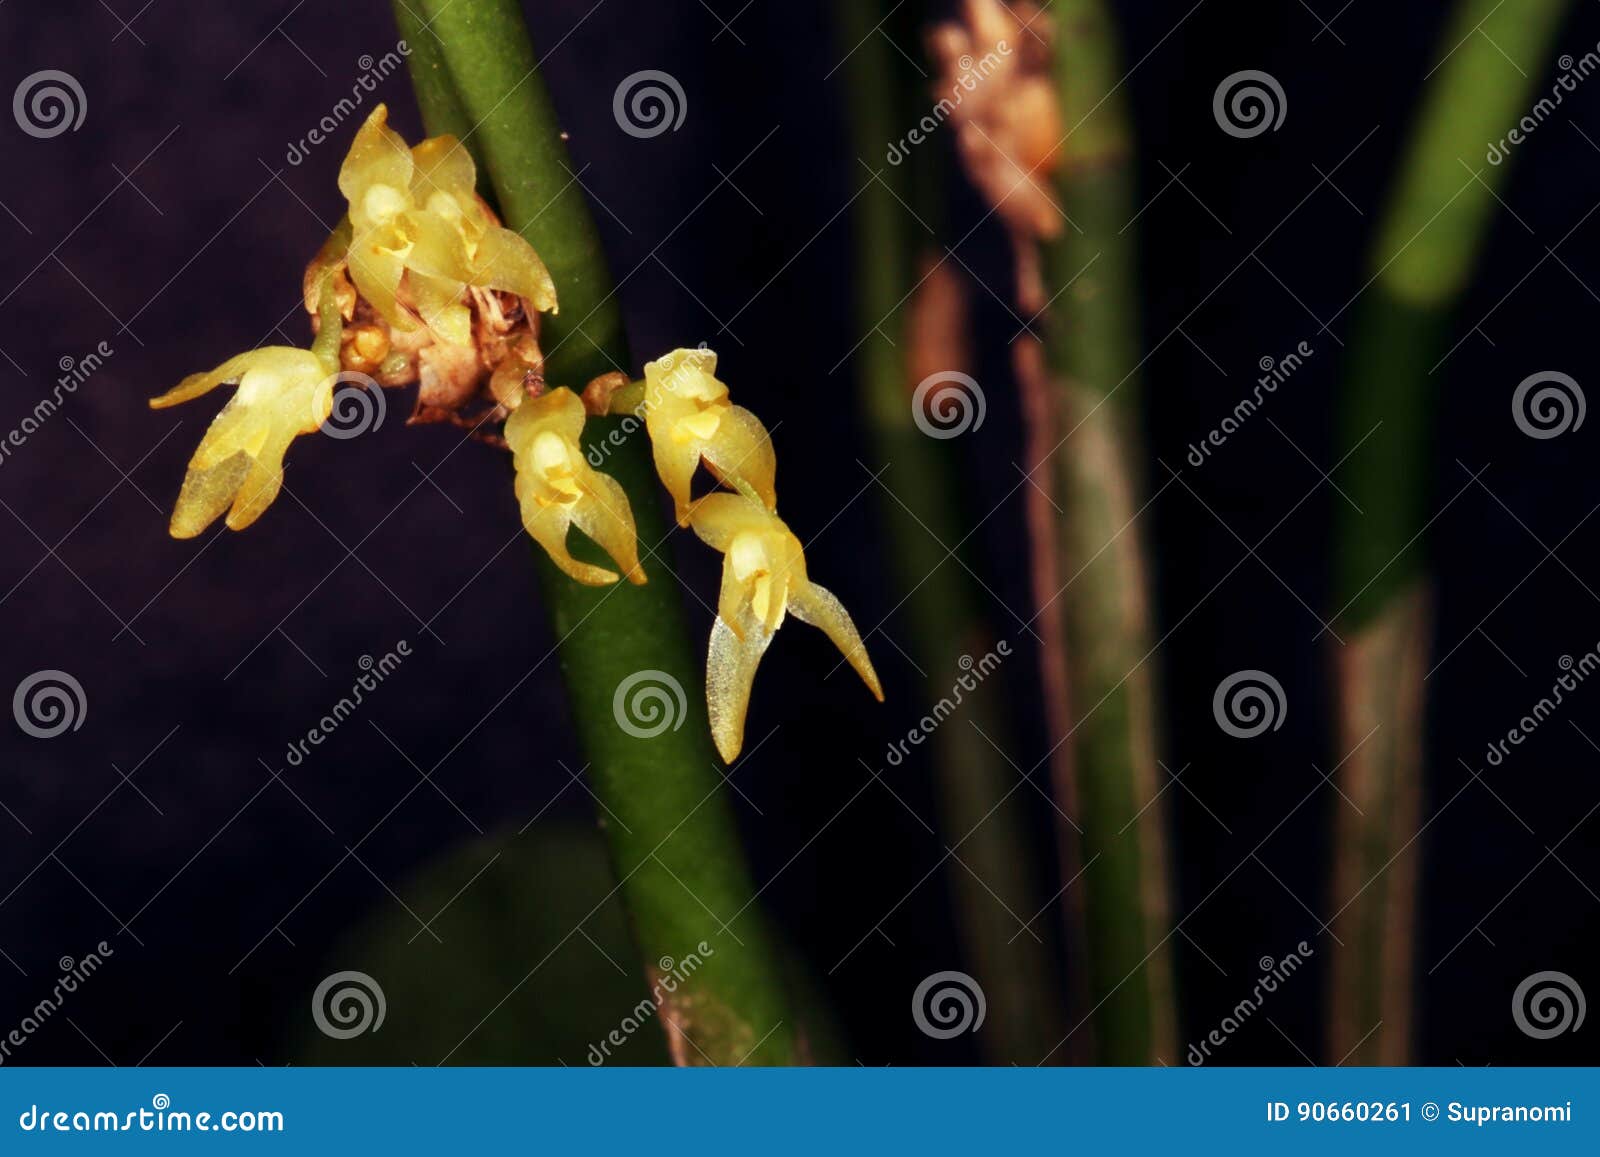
[0,0,1595,1065]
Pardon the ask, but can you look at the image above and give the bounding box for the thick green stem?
[400,0,797,1065]
[1038,0,1176,1064]
[834,0,1069,1064]
[1328,0,1572,1064]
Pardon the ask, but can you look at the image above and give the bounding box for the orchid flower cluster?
[149,105,881,762]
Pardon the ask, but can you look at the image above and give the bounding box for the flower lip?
[361,183,409,226]
[531,430,583,501]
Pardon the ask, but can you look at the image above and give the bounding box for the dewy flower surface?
[148,348,335,539]
[643,348,777,525]
[689,492,882,761]
[507,387,644,587]
[337,104,557,344]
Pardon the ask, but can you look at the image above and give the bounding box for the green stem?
[1328,0,1572,1064]
[834,0,1070,1064]
[400,0,798,1066]
[1039,0,1176,1064]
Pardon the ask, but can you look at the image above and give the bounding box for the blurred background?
[0,0,1596,1066]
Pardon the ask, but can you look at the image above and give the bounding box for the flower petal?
[408,270,473,346]
[149,352,259,409]
[651,437,706,526]
[402,208,476,285]
[469,226,557,314]
[517,495,620,586]
[646,346,719,385]
[790,580,884,701]
[508,388,636,586]
[224,428,296,532]
[347,235,416,332]
[189,396,272,470]
[687,492,780,552]
[706,606,776,763]
[168,452,250,539]
[504,384,584,452]
[409,135,477,206]
[699,404,777,510]
[571,466,645,585]
[338,105,413,219]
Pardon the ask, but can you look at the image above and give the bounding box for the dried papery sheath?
[928,0,1062,241]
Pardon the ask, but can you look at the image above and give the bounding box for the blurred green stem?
[396,0,798,1065]
[1036,0,1176,1064]
[834,0,1069,1064]
[1328,0,1572,1065]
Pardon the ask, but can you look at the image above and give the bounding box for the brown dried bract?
[580,371,631,417]
[929,0,1064,240]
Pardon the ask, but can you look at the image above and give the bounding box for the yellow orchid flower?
[507,387,645,587]
[336,105,557,344]
[149,348,335,539]
[688,492,882,761]
[643,348,776,525]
